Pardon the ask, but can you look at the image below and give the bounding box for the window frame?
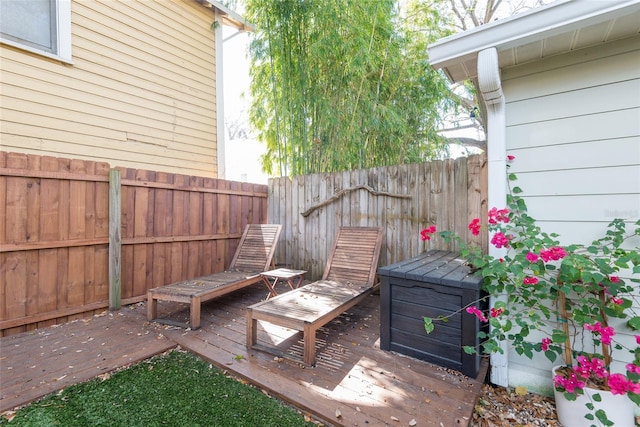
[0,0,72,63]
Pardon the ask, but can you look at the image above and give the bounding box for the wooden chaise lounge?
[147,224,282,329]
[246,226,383,366]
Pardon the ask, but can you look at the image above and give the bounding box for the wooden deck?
[1,283,487,426]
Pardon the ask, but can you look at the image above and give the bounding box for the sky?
[221,25,269,184]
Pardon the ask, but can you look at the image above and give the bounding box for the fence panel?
[0,152,111,336]
[268,154,488,281]
[0,152,268,336]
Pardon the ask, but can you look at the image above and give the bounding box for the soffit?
[428,0,640,83]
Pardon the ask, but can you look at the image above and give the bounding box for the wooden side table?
[260,268,307,298]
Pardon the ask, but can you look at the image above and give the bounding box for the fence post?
[109,169,122,310]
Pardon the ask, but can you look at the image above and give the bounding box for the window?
[0,0,72,62]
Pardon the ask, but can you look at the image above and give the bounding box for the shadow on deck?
[1,284,487,427]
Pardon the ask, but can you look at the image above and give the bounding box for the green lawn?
[0,350,318,427]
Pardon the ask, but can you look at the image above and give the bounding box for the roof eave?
[198,0,254,32]
[427,0,640,83]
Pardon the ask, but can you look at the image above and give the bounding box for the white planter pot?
[553,367,635,427]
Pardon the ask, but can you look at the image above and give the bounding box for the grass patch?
[1,349,318,427]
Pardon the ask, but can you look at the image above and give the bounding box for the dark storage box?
[378,250,484,378]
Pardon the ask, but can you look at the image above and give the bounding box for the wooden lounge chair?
[147,224,282,329]
[246,226,383,366]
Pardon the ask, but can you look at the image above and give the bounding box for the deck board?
[0,283,487,426]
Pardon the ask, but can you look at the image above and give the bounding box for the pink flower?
[611,296,624,305]
[523,276,539,285]
[636,335,640,345]
[628,382,640,394]
[575,356,608,379]
[491,232,510,249]
[490,307,504,318]
[526,252,539,263]
[420,226,436,241]
[468,218,481,236]
[554,373,585,394]
[466,306,487,322]
[585,322,616,345]
[609,276,620,283]
[626,364,640,375]
[539,247,567,262]
[488,207,509,225]
[507,155,515,161]
[541,338,551,351]
[608,373,631,395]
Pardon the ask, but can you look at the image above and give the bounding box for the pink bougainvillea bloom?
[488,207,510,225]
[585,322,616,345]
[554,373,585,394]
[541,338,551,351]
[507,155,515,161]
[539,247,567,262]
[420,226,436,241]
[576,356,608,379]
[611,296,624,305]
[468,218,481,236]
[490,307,504,318]
[526,252,539,263]
[491,232,510,248]
[609,276,620,283]
[601,326,615,345]
[523,276,539,285]
[626,363,640,375]
[466,306,487,322]
[636,335,640,345]
[628,382,640,394]
[608,373,631,395]
[499,258,504,263]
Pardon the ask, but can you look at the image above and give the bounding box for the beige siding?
[0,0,219,177]
[503,35,640,245]
[502,35,640,395]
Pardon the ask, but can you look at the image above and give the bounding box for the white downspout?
[477,47,508,387]
[214,10,226,179]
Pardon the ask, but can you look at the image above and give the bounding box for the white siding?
[0,0,219,177]
[501,35,640,394]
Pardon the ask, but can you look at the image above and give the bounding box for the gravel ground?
[471,383,640,427]
[470,383,561,427]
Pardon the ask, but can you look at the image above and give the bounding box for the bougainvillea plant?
[421,158,640,424]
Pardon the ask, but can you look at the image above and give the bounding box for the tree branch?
[301,184,412,217]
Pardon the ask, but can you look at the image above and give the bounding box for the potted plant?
[421,159,640,426]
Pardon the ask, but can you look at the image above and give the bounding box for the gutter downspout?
[214,10,226,179]
[477,47,508,387]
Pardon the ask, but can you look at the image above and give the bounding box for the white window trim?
[0,0,73,64]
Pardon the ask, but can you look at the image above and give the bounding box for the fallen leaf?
[97,373,111,381]
[515,385,527,396]
[335,409,342,418]
[409,419,417,426]
[2,411,16,422]
[390,415,399,421]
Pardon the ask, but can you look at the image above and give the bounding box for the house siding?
[0,0,219,177]
[501,35,640,394]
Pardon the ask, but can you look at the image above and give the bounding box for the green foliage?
[422,166,640,421]
[245,0,456,176]
[0,350,315,427]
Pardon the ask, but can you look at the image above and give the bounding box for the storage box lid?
[377,250,482,289]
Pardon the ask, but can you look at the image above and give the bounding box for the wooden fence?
[0,152,268,337]
[268,154,488,280]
